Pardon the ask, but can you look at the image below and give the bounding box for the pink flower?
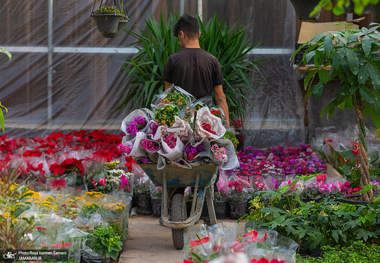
[99,178,107,186]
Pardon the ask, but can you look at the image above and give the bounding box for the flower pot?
[228,200,247,219]
[135,194,152,215]
[214,200,228,219]
[91,14,123,33]
[151,197,162,217]
[81,252,110,263]
[101,20,128,38]
[290,0,321,20]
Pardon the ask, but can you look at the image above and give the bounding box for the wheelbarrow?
[139,163,218,249]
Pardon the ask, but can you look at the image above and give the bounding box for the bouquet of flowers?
[120,109,152,139]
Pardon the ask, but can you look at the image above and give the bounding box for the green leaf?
[360,87,376,103]
[324,34,333,56]
[318,69,329,83]
[346,49,360,75]
[0,47,12,60]
[313,82,324,99]
[371,109,380,128]
[358,63,370,84]
[332,230,339,243]
[362,35,372,56]
[332,49,344,69]
[348,32,364,42]
[305,51,316,64]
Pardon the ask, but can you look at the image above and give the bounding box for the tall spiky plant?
[118,13,265,120]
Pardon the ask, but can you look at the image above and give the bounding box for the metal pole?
[180,0,184,15]
[198,0,202,21]
[47,0,53,125]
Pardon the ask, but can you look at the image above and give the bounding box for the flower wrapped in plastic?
[210,139,239,170]
[158,134,184,161]
[183,96,213,128]
[184,138,211,164]
[120,108,153,140]
[167,116,194,142]
[227,175,251,202]
[151,84,195,112]
[196,106,226,141]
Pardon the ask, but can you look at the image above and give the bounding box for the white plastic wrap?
[158,135,184,161]
[120,108,152,140]
[167,116,194,142]
[196,107,227,141]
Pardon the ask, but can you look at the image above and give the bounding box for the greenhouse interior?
[1,0,380,262]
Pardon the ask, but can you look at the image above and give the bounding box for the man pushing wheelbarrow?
[120,14,238,250]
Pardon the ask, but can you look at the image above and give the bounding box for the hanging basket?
[101,19,129,38]
[290,0,321,20]
[91,0,129,36]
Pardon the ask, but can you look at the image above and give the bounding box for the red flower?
[51,178,66,188]
[350,142,360,164]
[35,226,47,231]
[323,136,333,145]
[251,259,269,263]
[190,237,210,247]
[50,242,71,249]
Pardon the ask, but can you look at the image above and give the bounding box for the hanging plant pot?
[101,19,128,38]
[151,197,162,217]
[290,0,321,20]
[228,200,247,219]
[91,0,130,35]
[92,14,123,33]
[135,194,152,215]
[214,200,228,219]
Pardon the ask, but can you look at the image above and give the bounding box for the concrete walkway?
[120,215,244,263]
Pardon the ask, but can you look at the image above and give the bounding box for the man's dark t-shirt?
[163,48,224,99]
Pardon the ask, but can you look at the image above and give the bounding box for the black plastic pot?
[290,0,321,20]
[101,20,128,38]
[229,200,247,219]
[135,194,152,215]
[151,197,162,217]
[91,14,123,33]
[215,200,228,219]
[81,254,110,263]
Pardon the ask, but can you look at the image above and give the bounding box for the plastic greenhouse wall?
[0,0,311,148]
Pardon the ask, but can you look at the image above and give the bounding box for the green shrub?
[297,241,380,263]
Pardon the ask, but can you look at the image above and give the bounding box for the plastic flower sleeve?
[196,106,226,141]
[159,135,184,161]
[128,132,148,158]
[184,138,211,163]
[167,116,194,142]
[120,108,152,140]
[151,84,195,111]
[170,158,193,169]
[210,139,239,170]
[152,124,168,141]
[183,96,214,127]
[139,138,160,163]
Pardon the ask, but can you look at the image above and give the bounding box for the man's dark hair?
[173,14,199,39]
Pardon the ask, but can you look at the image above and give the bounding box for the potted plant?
[91,1,129,38]
[82,223,123,263]
[290,0,321,20]
[227,178,250,219]
[291,24,380,202]
[214,190,228,219]
[133,183,152,215]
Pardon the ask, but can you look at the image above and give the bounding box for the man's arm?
[165,82,172,91]
[213,85,230,128]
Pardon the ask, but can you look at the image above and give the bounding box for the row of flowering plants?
[0,129,140,261]
[119,85,240,171]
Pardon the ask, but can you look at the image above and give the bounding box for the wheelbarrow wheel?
[171,193,186,250]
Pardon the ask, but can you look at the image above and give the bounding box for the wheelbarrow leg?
[206,187,217,225]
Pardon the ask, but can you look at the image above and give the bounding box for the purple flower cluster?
[126,116,147,136]
[185,144,204,161]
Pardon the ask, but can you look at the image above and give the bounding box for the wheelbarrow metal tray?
[139,163,217,187]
